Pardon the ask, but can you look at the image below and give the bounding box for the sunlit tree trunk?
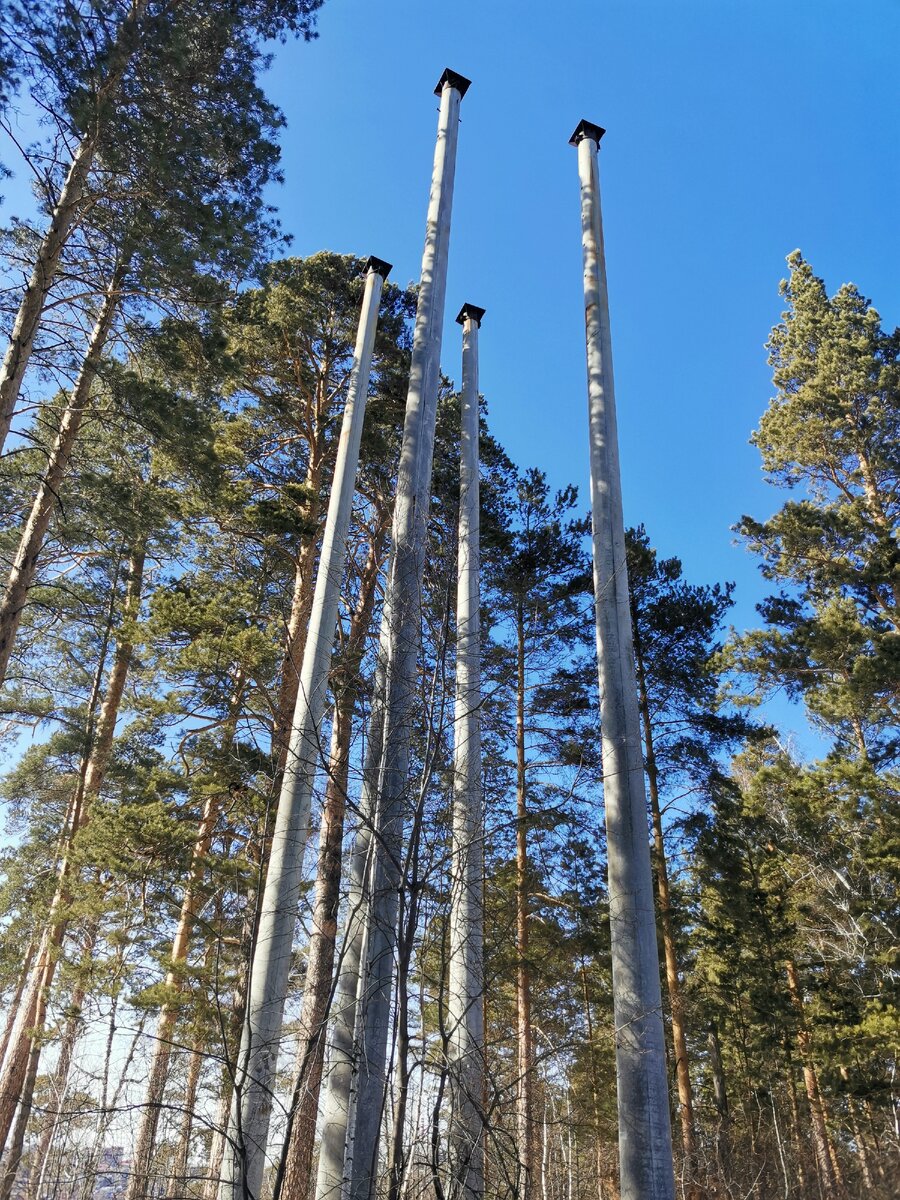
[171,1032,207,1190]
[0,1,149,454]
[0,267,125,685]
[0,1043,40,1200]
[785,960,841,1199]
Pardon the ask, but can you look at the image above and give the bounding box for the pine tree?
[626,525,755,1194]
[0,0,322,453]
[486,468,594,1200]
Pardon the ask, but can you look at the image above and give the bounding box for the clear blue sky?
[258,0,899,749]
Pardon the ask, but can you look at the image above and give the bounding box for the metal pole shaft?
[348,68,470,1200]
[448,304,486,1200]
[570,120,675,1200]
[220,259,391,1200]
[313,644,388,1200]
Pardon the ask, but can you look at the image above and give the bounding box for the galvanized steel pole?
[348,67,470,1200]
[220,257,392,1200]
[570,119,675,1200]
[447,303,486,1200]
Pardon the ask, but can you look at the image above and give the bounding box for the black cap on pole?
[456,303,486,328]
[569,119,606,147]
[364,256,392,279]
[434,68,472,98]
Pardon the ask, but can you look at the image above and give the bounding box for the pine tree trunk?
[278,520,387,1200]
[0,941,36,1070]
[515,606,534,1200]
[270,368,332,779]
[171,1033,206,1190]
[861,1098,886,1183]
[706,1023,729,1192]
[0,0,148,455]
[126,695,242,1200]
[0,1042,40,1200]
[785,961,840,1199]
[124,798,219,1200]
[580,963,611,1200]
[272,510,319,770]
[205,894,256,1200]
[0,270,124,685]
[631,626,698,1193]
[0,542,143,1158]
[784,1054,809,1199]
[205,1064,238,1200]
[838,1069,874,1195]
[25,967,89,1200]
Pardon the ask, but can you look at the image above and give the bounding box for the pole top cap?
[456,303,486,327]
[434,68,472,98]
[364,256,392,279]
[569,119,606,147]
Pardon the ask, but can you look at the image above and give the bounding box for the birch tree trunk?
[0,268,124,685]
[0,0,149,454]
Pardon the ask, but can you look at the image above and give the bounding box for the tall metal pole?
[220,257,392,1200]
[447,303,486,1200]
[348,67,470,1200]
[570,119,675,1200]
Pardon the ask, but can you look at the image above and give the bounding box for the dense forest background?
[0,3,896,1200]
